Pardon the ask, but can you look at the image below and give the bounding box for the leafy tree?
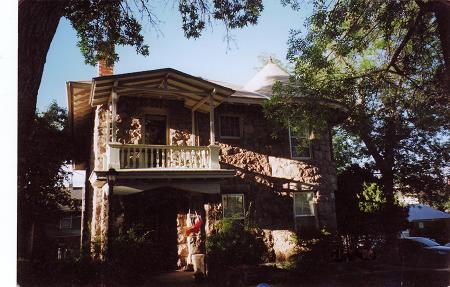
[281,0,450,82]
[18,0,264,258]
[335,165,408,255]
[18,102,74,259]
[331,127,366,172]
[265,0,449,209]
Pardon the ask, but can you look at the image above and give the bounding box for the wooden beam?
[111,81,118,143]
[115,85,210,97]
[191,96,209,112]
[159,73,169,89]
[209,89,216,145]
[191,110,195,146]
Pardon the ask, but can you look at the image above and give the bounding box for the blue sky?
[37,1,310,112]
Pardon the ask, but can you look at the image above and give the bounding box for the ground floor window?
[222,194,245,219]
[293,192,317,232]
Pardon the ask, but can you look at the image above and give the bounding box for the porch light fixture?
[107,168,118,185]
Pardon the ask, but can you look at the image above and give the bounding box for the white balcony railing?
[105,144,220,170]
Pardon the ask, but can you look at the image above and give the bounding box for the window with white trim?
[293,192,317,232]
[59,214,81,230]
[222,194,245,219]
[60,216,72,229]
[219,115,241,139]
[289,127,311,159]
[294,192,315,216]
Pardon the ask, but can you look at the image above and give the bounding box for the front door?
[144,115,166,145]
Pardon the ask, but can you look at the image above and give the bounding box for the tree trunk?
[432,1,450,69]
[18,0,65,259]
[430,0,450,91]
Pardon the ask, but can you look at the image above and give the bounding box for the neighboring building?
[67,59,339,266]
[43,170,84,260]
[406,204,450,244]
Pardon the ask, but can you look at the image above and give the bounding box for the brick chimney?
[98,59,114,76]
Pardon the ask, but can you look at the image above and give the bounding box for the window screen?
[289,128,311,159]
[220,116,241,138]
[60,217,72,229]
[294,192,315,216]
[222,194,245,219]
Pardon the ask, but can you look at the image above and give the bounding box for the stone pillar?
[89,183,111,261]
[90,186,103,259]
[177,213,189,269]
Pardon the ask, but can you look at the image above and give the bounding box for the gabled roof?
[90,68,235,112]
[408,204,450,221]
[243,58,289,96]
[67,68,238,146]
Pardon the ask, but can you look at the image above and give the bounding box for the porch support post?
[111,81,118,143]
[191,110,196,146]
[100,183,110,261]
[209,89,216,145]
[105,102,110,144]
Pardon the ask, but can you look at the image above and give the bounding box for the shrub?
[108,223,164,284]
[206,219,266,269]
[290,230,340,273]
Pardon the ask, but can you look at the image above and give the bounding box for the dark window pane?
[290,128,311,158]
[222,194,245,219]
[145,115,166,144]
[220,116,241,138]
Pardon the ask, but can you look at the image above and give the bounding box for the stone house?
[67,59,338,267]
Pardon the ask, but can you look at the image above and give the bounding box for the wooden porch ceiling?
[90,68,236,113]
[67,81,93,131]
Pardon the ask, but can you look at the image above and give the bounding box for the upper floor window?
[222,194,245,219]
[60,217,72,229]
[144,115,167,145]
[219,115,242,139]
[59,214,81,230]
[289,127,311,159]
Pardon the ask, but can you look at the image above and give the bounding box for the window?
[219,115,241,139]
[59,214,81,230]
[144,115,167,145]
[289,127,311,159]
[222,194,245,219]
[293,192,316,232]
[294,192,315,217]
[60,216,72,229]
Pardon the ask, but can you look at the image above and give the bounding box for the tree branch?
[387,10,424,70]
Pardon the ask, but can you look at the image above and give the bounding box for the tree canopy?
[64,0,264,66]
[17,102,75,258]
[265,0,449,208]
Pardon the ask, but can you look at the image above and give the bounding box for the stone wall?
[88,97,338,262]
[116,97,193,146]
[215,103,337,231]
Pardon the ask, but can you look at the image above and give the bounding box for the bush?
[108,223,164,284]
[290,231,340,273]
[19,257,103,286]
[206,219,266,270]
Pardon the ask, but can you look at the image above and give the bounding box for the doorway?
[144,115,167,145]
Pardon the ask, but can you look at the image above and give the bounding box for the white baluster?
[162,148,166,168]
[150,148,154,168]
[156,149,160,167]
[144,148,148,168]
[127,147,131,168]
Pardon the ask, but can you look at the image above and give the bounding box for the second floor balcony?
[105,143,221,171]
